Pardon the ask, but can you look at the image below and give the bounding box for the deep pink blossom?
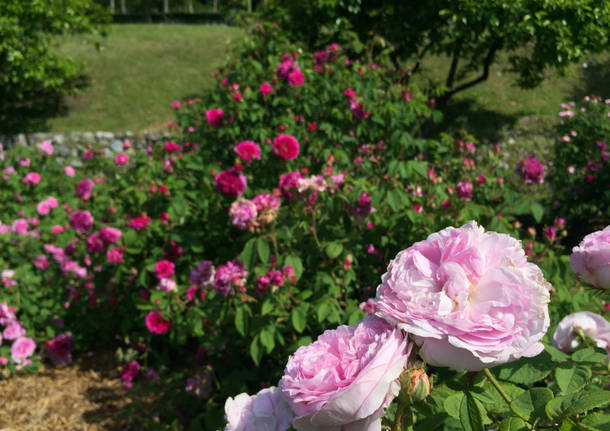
[456,182,473,199]
[215,169,247,197]
[214,259,247,297]
[99,227,122,245]
[516,156,547,184]
[229,199,258,230]
[145,311,172,334]
[114,153,129,166]
[76,179,95,199]
[154,260,175,279]
[128,216,152,230]
[234,141,261,162]
[259,81,274,95]
[70,210,94,233]
[45,333,73,365]
[272,135,299,161]
[288,70,305,86]
[23,172,41,186]
[206,108,225,127]
[189,261,215,288]
[106,247,123,264]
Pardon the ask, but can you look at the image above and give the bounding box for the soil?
[0,352,158,431]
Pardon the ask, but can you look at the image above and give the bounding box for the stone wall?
[0,131,174,159]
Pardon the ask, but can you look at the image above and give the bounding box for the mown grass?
[48,24,242,132]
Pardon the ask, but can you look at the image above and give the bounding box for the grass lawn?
[48,24,242,132]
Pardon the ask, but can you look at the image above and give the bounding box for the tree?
[269,0,610,106]
[0,0,109,131]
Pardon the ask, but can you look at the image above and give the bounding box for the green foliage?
[0,0,109,131]
[267,0,610,103]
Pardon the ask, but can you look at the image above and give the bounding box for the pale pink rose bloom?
[3,322,25,340]
[570,226,610,289]
[552,312,610,355]
[38,141,54,155]
[11,337,36,363]
[11,219,28,235]
[224,386,294,431]
[376,221,551,371]
[229,199,258,230]
[65,166,75,177]
[297,175,327,193]
[280,316,411,431]
[37,201,51,215]
[46,196,58,209]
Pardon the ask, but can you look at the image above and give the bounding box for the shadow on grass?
[569,54,610,100]
[0,74,90,134]
[429,97,521,143]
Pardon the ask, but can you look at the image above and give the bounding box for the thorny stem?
[311,211,322,250]
[484,368,533,430]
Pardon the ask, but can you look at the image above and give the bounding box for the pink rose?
[11,219,28,235]
[552,311,610,355]
[3,322,25,340]
[38,140,54,155]
[87,233,105,253]
[206,108,225,127]
[214,259,247,297]
[154,260,175,279]
[375,221,551,371]
[65,166,75,177]
[280,316,411,431]
[23,172,41,186]
[259,81,274,96]
[570,225,610,289]
[37,201,51,215]
[70,210,94,233]
[145,311,171,334]
[516,156,547,184]
[11,337,36,363]
[234,141,261,162]
[76,179,95,199]
[215,169,247,197]
[106,247,123,264]
[46,196,58,209]
[229,199,258,230]
[115,153,129,166]
[272,135,299,161]
[225,387,294,431]
[287,70,305,86]
[456,182,473,199]
[99,227,122,245]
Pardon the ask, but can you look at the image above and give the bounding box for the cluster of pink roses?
[224,222,554,430]
[516,156,547,184]
[276,53,305,87]
[344,88,370,121]
[0,302,36,366]
[229,193,281,231]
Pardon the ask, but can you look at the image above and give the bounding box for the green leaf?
[291,307,307,333]
[459,393,485,431]
[238,238,257,270]
[444,393,465,418]
[581,412,610,430]
[494,350,554,384]
[261,299,273,316]
[546,388,610,422]
[325,242,343,259]
[259,327,275,354]
[555,364,591,395]
[572,347,608,363]
[249,336,262,365]
[257,237,270,264]
[511,387,554,422]
[531,202,544,222]
[234,307,248,337]
[499,417,528,431]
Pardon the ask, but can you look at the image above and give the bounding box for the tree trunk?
[187,0,194,13]
[164,0,170,14]
[213,0,218,12]
[109,0,115,13]
[120,0,127,14]
[247,0,252,12]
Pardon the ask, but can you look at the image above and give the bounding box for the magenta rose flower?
[69,210,94,233]
[23,172,41,186]
[552,311,610,355]
[516,156,547,184]
[570,225,610,289]
[456,182,473,199]
[76,178,95,199]
[279,172,302,200]
[206,108,225,127]
[145,311,172,334]
[115,153,129,166]
[259,81,274,96]
[44,333,73,365]
[154,260,175,279]
[229,199,258,230]
[280,316,411,431]
[272,135,299,161]
[214,259,248,297]
[375,221,551,371]
[224,386,294,431]
[107,247,123,264]
[287,70,305,86]
[234,141,261,162]
[99,227,122,245]
[215,169,247,197]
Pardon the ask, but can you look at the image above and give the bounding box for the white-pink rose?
[224,386,294,431]
[280,316,411,431]
[570,226,610,289]
[552,311,610,355]
[375,221,551,371]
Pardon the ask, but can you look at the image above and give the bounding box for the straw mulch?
[0,352,158,431]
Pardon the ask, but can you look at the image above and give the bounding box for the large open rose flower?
[570,225,610,290]
[280,316,411,431]
[375,221,551,371]
[225,386,294,431]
